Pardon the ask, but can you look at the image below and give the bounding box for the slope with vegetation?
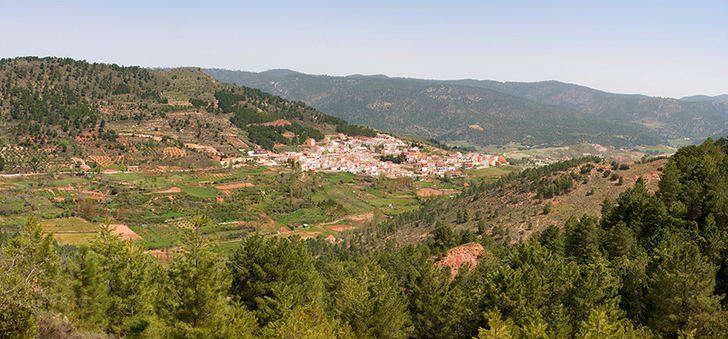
[375,155,667,244]
[204,69,665,148]
[446,79,728,140]
[0,57,371,173]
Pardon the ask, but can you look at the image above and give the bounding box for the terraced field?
[0,164,507,252]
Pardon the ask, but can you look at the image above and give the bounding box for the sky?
[1,0,726,98]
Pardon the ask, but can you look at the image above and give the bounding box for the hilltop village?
[231,133,507,178]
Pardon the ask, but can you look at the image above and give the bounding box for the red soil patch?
[436,242,485,280]
[89,155,114,167]
[325,235,337,244]
[155,187,182,194]
[327,224,355,232]
[183,143,219,154]
[215,182,255,190]
[147,249,172,262]
[111,224,141,241]
[216,197,224,204]
[346,212,374,223]
[79,191,105,200]
[262,119,292,127]
[643,172,662,185]
[167,100,192,107]
[416,188,459,197]
[416,188,446,197]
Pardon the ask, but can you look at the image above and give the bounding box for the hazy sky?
[2,0,726,98]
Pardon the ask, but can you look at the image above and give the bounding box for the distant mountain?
[204,69,664,148]
[680,94,728,102]
[441,80,728,140]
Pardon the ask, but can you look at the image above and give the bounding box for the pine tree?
[575,308,651,339]
[407,262,461,338]
[264,304,351,339]
[478,220,488,235]
[566,257,621,328]
[0,217,60,336]
[229,235,324,326]
[64,246,108,332]
[564,215,600,263]
[328,260,413,338]
[90,217,157,336]
[477,309,518,339]
[539,225,564,255]
[165,216,232,336]
[646,235,722,337]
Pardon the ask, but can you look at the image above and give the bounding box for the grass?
[0,162,512,250]
[276,208,330,227]
[322,171,358,184]
[182,186,218,198]
[668,138,698,147]
[465,166,515,177]
[216,240,244,254]
[42,217,97,233]
[52,232,97,245]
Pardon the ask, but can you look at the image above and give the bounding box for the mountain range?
[205,69,728,148]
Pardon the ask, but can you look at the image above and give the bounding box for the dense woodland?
[204,69,672,148]
[2,138,727,338]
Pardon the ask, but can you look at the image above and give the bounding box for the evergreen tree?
[165,216,232,336]
[90,218,158,336]
[478,220,488,235]
[566,257,621,329]
[326,260,413,338]
[229,235,324,326]
[0,217,60,336]
[646,235,722,337]
[407,261,462,338]
[564,215,600,264]
[539,225,564,255]
[432,223,456,252]
[575,308,652,339]
[477,309,518,339]
[64,246,108,332]
[600,179,668,247]
[264,304,351,339]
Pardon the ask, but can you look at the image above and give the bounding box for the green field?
[0,164,488,249]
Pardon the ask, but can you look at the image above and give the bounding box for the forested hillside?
[204,69,665,148]
[2,137,728,338]
[447,79,728,140]
[370,156,666,244]
[0,57,370,173]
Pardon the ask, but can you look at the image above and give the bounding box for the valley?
[1,57,727,338]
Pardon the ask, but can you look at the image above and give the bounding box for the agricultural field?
[0,164,510,252]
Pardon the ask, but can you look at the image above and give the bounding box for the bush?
[542,202,553,214]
